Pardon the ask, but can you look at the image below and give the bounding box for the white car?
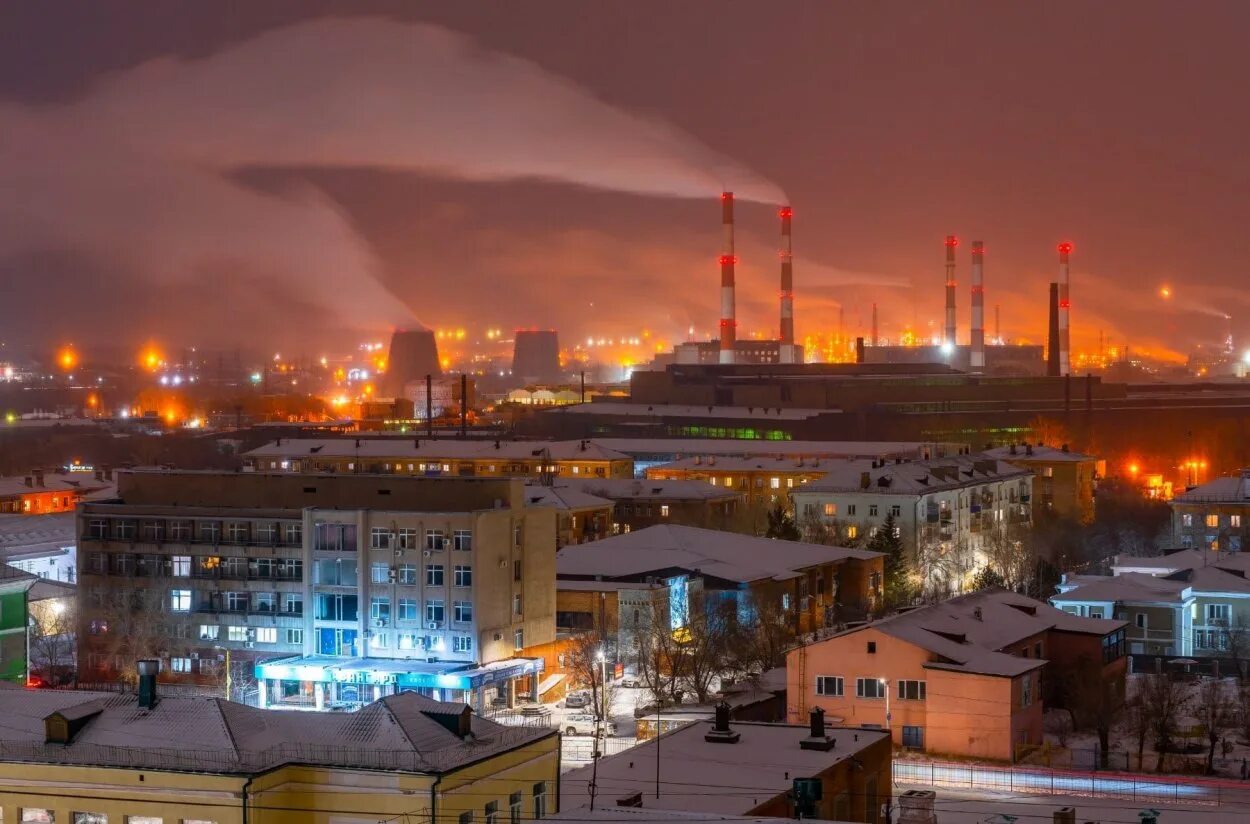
[563,714,618,737]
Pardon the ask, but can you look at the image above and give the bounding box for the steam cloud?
[0,17,785,331]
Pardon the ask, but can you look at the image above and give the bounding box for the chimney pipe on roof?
[705,701,741,744]
[809,706,825,739]
[719,192,737,365]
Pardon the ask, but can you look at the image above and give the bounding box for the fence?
[894,758,1250,807]
[561,736,639,764]
[1128,653,1250,680]
[1014,745,1247,777]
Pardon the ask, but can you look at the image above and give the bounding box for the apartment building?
[521,482,613,546]
[1170,470,1250,551]
[646,455,832,509]
[0,682,559,824]
[786,590,1126,759]
[244,437,634,479]
[791,456,1033,590]
[550,477,741,533]
[555,524,884,647]
[77,470,557,710]
[1052,548,1250,657]
[983,443,1102,523]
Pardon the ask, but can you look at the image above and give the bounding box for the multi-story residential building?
[983,443,1102,523]
[1170,470,1250,551]
[1052,548,1250,657]
[647,455,833,509]
[791,456,1033,590]
[521,482,613,546]
[551,477,740,533]
[0,681,559,823]
[555,524,884,649]
[244,437,634,479]
[77,470,557,710]
[562,710,891,822]
[591,437,961,475]
[786,590,1127,759]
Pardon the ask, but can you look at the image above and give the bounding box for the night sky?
[3,1,1248,358]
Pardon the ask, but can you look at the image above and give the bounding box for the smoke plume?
[0,17,784,332]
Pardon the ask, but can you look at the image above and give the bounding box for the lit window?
[169,657,192,673]
[660,505,670,518]
[255,628,277,644]
[770,477,780,489]
[1233,515,1243,528]
[1207,514,1220,528]
[846,525,858,540]
[1183,514,1194,527]
[227,626,248,642]
[169,589,191,612]
[823,503,837,517]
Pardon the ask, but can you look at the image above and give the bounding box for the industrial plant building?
[77,470,558,711]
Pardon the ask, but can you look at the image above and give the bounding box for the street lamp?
[212,646,231,702]
[595,648,608,722]
[878,677,891,735]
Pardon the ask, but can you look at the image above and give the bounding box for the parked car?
[564,714,617,737]
[620,677,641,689]
[564,692,591,709]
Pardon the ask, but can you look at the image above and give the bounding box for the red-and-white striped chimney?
[779,206,797,363]
[719,192,737,365]
[944,235,958,348]
[970,241,985,371]
[1057,242,1072,376]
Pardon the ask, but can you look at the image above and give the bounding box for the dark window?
[902,725,924,749]
[867,641,877,654]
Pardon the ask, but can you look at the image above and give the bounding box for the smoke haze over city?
[3,1,1250,357]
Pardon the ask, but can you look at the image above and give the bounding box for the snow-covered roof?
[245,437,632,463]
[1050,572,1192,605]
[522,483,614,512]
[555,524,881,586]
[0,473,114,500]
[982,444,1097,463]
[0,512,76,553]
[560,719,888,815]
[546,402,833,421]
[591,438,947,460]
[1108,550,1250,595]
[0,689,552,775]
[796,456,1032,497]
[1172,473,1250,504]
[651,456,865,474]
[818,590,1122,678]
[560,478,740,502]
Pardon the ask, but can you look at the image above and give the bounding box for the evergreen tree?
[765,503,801,541]
[970,565,1007,592]
[866,513,916,608]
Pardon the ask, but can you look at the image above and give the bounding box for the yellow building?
[984,443,1102,523]
[244,438,634,480]
[0,684,560,823]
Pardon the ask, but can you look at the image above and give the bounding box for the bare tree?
[29,600,76,682]
[631,596,683,706]
[86,586,171,685]
[1139,672,1190,772]
[728,592,795,675]
[566,628,617,721]
[678,592,734,703]
[1196,678,1237,774]
[1124,688,1151,771]
[1063,657,1124,768]
[1225,618,1250,677]
[980,522,1037,593]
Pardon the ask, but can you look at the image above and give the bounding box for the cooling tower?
[512,330,562,384]
[382,329,441,397]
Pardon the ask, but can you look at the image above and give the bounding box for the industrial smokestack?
[871,302,879,348]
[944,236,958,347]
[719,192,737,365]
[995,304,1001,343]
[1057,242,1072,376]
[778,206,796,363]
[1047,282,1061,377]
[970,241,985,372]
